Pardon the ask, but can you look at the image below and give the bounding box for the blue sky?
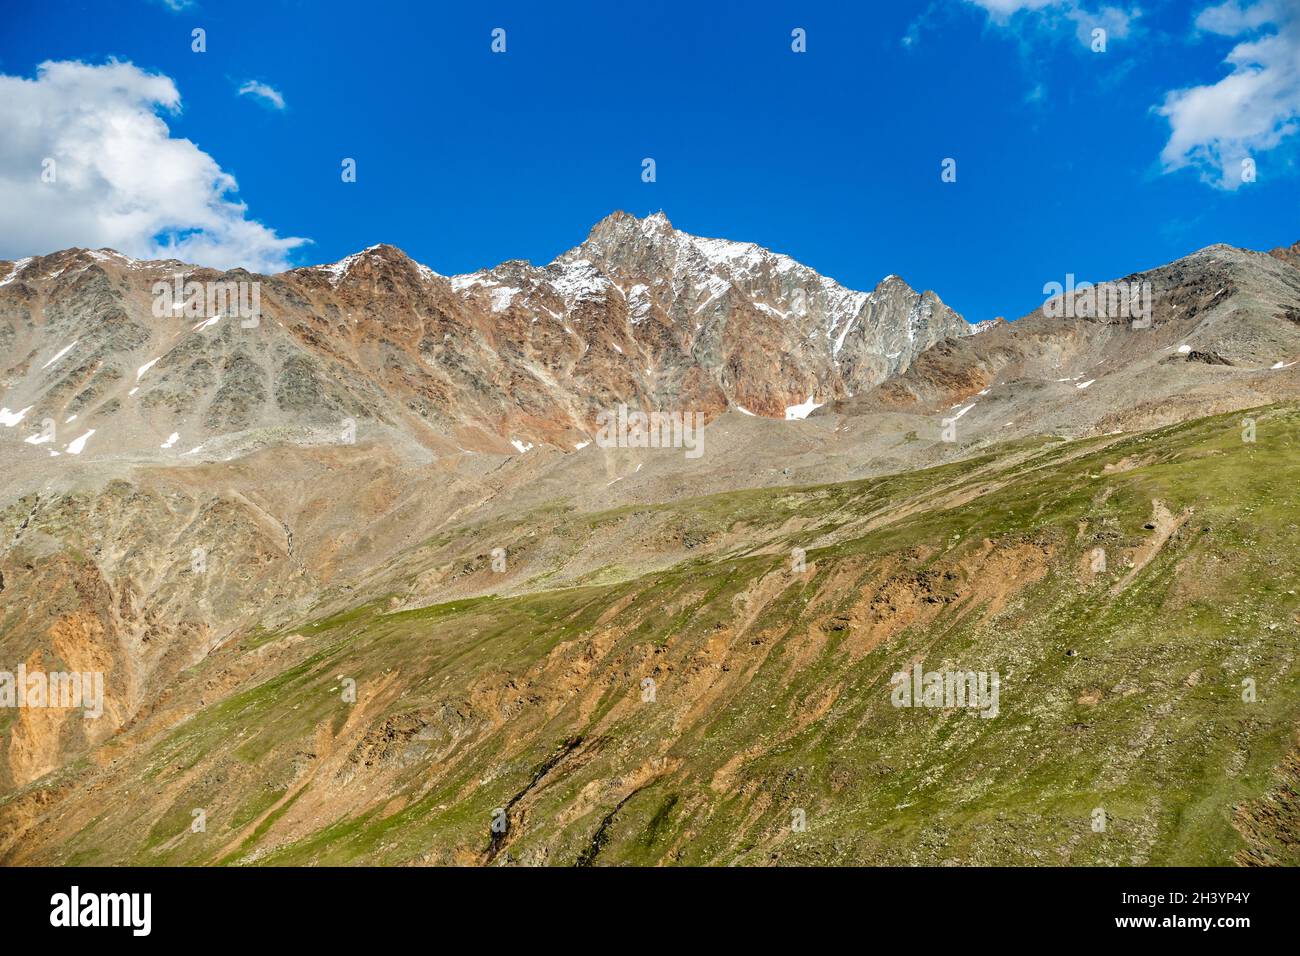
[0,0,1296,323]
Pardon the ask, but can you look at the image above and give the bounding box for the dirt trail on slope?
[1111,499,1192,595]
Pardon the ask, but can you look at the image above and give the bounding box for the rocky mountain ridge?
[0,212,974,471]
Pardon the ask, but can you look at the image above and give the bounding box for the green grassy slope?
[7,405,1300,866]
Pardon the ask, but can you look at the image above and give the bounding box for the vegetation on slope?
[4,405,1299,866]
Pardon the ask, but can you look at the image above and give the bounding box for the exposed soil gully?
[575,784,649,867]
[481,734,584,865]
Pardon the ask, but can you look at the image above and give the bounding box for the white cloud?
[0,59,306,272]
[964,0,1058,20]
[1196,0,1280,34]
[962,0,1137,46]
[1157,1,1300,188]
[238,80,286,111]
[1072,5,1135,45]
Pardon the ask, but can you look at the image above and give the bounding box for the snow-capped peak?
[547,258,612,305]
[0,257,34,288]
[316,247,379,284]
[312,244,441,286]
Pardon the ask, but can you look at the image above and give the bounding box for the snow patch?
[316,247,381,284]
[0,258,33,287]
[450,272,487,292]
[490,287,520,313]
[626,283,652,323]
[549,259,611,305]
[85,249,135,265]
[832,316,857,356]
[65,430,95,455]
[41,340,79,370]
[784,395,823,420]
[160,432,180,449]
[692,276,731,314]
[0,406,32,427]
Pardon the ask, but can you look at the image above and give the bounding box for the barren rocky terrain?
[2,214,1299,865]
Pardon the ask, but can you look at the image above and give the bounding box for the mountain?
[1269,239,1300,273]
[832,241,1300,442]
[545,211,969,411]
[0,213,973,471]
[2,218,1300,866]
[5,405,1300,865]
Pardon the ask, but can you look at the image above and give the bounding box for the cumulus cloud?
[238,80,286,110]
[0,59,306,272]
[1157,0,1300,189]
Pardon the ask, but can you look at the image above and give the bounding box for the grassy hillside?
[5,404,1300,866]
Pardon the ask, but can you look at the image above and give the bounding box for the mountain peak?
[583,209,674,248]
[1269,239,1300,272]
[307,243,441,286]
[875,274,912,292]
